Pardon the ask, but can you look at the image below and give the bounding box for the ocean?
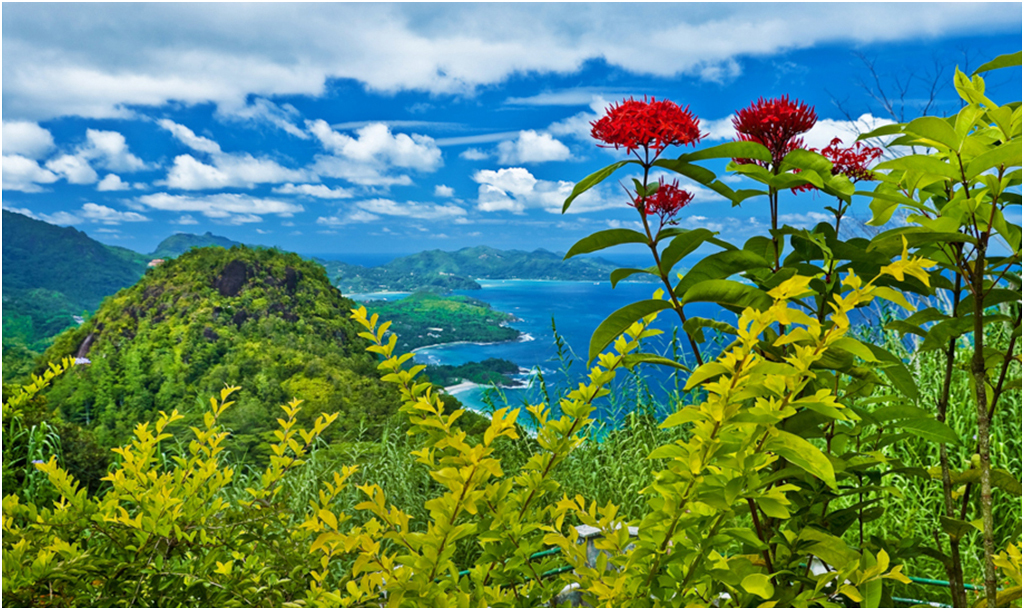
[351,279,727,429]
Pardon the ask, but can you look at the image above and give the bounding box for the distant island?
[424,358,523,388]
[363,292,522,352]
[322,245,654,294]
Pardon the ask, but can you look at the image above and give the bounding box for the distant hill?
[324,245,652,294]
[2,210,148,353]
[40,246,398,459]
[150,231,245,259]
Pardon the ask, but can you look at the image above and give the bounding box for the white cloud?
[701,112,895,150]
[700,115,737,141]
[472,167,619,214]
[356,198,467,220]
[215,98,308,139]
[317,210,382,225]
[272,183,354,199]
[547,96,612,144]
[163,153,310,190]
[97,173,131,191]
[45,154,99,184]
[173,214,199,225]
[434,184,455,198]
[496,130,571,164]
[778,211,834,228]
[2,121,55,158]
[7,4,1015,121]
[2,155,59,191]
[306,120,443,186]
[459,148,490,161]
[136,192,303,223]
[157,119,222,154]
[79,202,150,224]
[78,129,148,172]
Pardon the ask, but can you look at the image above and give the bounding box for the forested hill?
[40,246,398,463]
[325,245,650,293]
[2,210,149,353]
[150,231,245,259]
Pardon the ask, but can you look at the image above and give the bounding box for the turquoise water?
[354,279,726,428]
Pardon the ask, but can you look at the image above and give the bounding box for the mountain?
[324,245,653,294]
[150,231,244,259]
[39,245,398,459]
[2,210,148,352]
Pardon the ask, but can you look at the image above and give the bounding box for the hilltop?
[149,231,245,259]
[40,246,398,460]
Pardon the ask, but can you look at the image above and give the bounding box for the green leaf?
[728,161,774,184]
[965,144,1022,179]
[563,160,634,212]
[741,573,774,599]
[973,51,1022,75]
[765,430,836,488]
[621,353,690,372]
[866,343,919,400]
[875,155,961,181]
[905,116,961,151]
[858,123,905,140]
[588,300,674,363]
[610,267,657,288]
[920,317,975,351]
[940,516,975,540]
[769,170,822,191]
[678,141,771,163]
[565,228,649,259]
[780,148,833,174]
[682,317,738,343]
[678,279,772,312]
[652,158,717,185]
[659,228,716,275]
[898,419,961,445]
[675,250,772,297]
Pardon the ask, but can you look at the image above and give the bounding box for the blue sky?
[2,3,1020,259]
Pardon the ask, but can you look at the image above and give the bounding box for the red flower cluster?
[591,97,703,157]
[634,178,694,224]
[732,95,817,168]
[793,137,884,193]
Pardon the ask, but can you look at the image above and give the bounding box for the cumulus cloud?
[6,4,1015,121]
[215,98,308,139]
[97,173,131,191]
[2,155,60,191]
[173,214,199,225]
[157,119,222,153]
[78,202,150,224]
[547,96,612,144]
[77,129,148,172]
[356,198,467,220]
[434,184,455,198]
[136,192,303,223]
[306,120,443,186]
[317,210,382,225]
[45,154,99,184]
[496,130,571,164]
[163,153,310,190]
[472,167,618,214]
[778,211,835,228]
[272,183,354,199]
[459,148,490,161]
[2,120,55,158]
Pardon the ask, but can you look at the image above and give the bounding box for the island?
[423,358,523,388]
[363,292,521,352]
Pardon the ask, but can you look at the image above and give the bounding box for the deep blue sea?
[350,279,727,429]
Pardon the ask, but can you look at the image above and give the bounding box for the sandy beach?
[443,380,480,394]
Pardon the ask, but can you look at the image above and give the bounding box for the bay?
[353,279,728,429]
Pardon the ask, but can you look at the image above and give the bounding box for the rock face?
[215,260,252,297]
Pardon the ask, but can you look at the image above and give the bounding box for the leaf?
[678,279,772,312]
[659,228,717,275]
[563,160,634,212]
[973,51,1022,75]
[588,299,674,363]
[653,158,717,184]
[897,419,961,446]
[940,516,975,540]
[865,343,919,400]
[621,353,690,372]
[769,171,822,191]
[678,141,771,163]
[565,228,649,259]
[965,144,1022,179]
[682,316,738,343]
[858,123,905,140]
[675,249,772,297]
[905,116,961,151]
[875,155,961,181]
[741,573,775,599]
[781,148,832,174]
[765,430,836,488]
[610,267,657,288]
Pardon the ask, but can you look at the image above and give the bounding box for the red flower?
[634,178,694,224]
[591,97,703,157]
[732,95,817,168]
[793,137,884,193]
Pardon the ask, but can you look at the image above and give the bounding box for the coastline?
[411,332,534,354]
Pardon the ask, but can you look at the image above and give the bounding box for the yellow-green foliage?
[6,258,940,608]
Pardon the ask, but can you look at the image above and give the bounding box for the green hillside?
[364,292,521,351]
[1,210,148,354]
[39,246,398,460]
[150,231,245,259]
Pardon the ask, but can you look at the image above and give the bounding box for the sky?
[2,3,1021,260]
